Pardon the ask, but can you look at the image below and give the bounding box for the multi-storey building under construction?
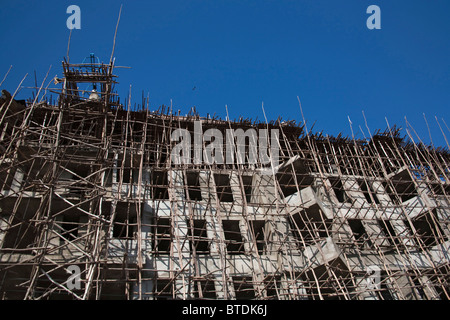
[0,56,449,300]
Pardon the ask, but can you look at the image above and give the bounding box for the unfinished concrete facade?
[0,57,449,300]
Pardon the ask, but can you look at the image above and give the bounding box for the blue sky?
[1,0,449,147]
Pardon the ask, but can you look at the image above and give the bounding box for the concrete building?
[0,58,449,300]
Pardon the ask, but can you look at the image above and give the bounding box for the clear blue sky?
[1,0,449,147]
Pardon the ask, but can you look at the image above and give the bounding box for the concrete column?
[238,218,266,298]
[170,170,193,299]
[77,215,89,250]
[229,171,244,204]
[198,170,233,298]
[205,206,232,299]
[278,213,302,260]
[343,177,365,208]
[434,207,450,239]
[132,258,155,300]
[11,168,24,193]
[266,213,284,255]
[384,276,400,300]
[333,217,354,246]
[418,275,441,300]
[198,171,212,201]
[285,276,308,300]
[390,220,416,247]
[141,168,151,200]
[372,181,394,207]
[214,275,236,299]
[392,275,419,300]
[111,153,119,195]
[205,208,223,255]
[135,201,157,300]
[252,174,277,205]
[363,220,391,248]
[50,215,64,250]
[239,219,250,254]
[141,202,153,252]
[0,216,8,247]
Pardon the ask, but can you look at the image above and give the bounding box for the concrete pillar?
[384,276,400,300]
[0,216,8,247]
[77,215,89,250]
[170,170,193,299]
[418,275,441,300]
[343,177,365,208]
[198,170,232,298]
[334,217,354,246]
[142,168,151,184]
[266,212,284,255]
[434,207,450,239]
[198,171,211,201]
[372,181,393,207]
[229,171,244,204]
[132,258,155,300]
[206,205,231,298]
[363,220,391,248]
[207,210,227,265]
[50,215,64,249]
[11,168,24,193]
[277,213,302,260]
[252,174,277,205]
[238,218,266,298]
[390,220,416,247]
[392,275,419,300]
[239,219,250,254]
[141,202,153,252]
[134,200,157,300]
[112,152,118,194]
[285,276,308,300]
[214,275,235,299]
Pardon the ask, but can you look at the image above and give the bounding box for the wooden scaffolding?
[0,55,449,300]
